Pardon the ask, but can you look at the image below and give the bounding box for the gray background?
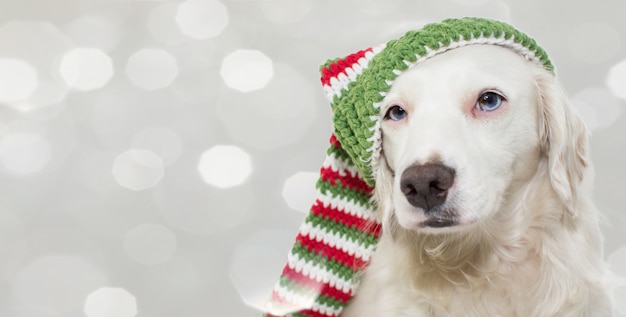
[0,0,625,316]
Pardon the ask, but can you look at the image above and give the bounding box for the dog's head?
[376,45,588,233]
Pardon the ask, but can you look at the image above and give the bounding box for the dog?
[340,45,612,316]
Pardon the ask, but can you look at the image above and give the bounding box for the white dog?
[340,45,612,316]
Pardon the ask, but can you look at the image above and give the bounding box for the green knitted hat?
[264,17,553,317]
[323,17,553,186]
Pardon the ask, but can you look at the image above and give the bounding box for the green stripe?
[278,274,324,299]
[290,241,355,281]
[276,272,344,311]
[316,292,344,310]
[316,179,372,208]
[326,143,352,163]
[305,213,378,248]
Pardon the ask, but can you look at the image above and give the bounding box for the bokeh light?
[175,0,229,39]
[154,177,257,236]
[125,48,179,90]
[148,3,187,45]
[8,79,67,115]
[131,127,182,166]
[0,2,625,317]
[571,87,622,130]
[568,22,620,63]
[0,21,74,110]
[282,171,319,213]
[64,15,120,52]
[0,58,39,103]
[84,287,138,317]
[59,48,114,91]
[123,224,177,266]
[607,59,626,100]
[198,145,252,188]
[258,0,312,24]
[220,49,274,92]
[143,256,201,293]
[230,230,301,312]
[217,63,318,150]
[13,255,107,313]
[571,99,599,131]
[112,149,164,191]
[0,130,51,174]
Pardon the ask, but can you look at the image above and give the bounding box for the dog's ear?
[536,72,589,218]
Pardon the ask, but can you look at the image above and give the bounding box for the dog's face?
[378,45,586,233]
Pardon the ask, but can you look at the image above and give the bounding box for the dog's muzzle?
[400,163,456,227]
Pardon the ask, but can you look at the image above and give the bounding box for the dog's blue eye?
[477,92,504,111]
[385,105,407,121]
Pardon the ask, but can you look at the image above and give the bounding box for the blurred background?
[0,0,624,316]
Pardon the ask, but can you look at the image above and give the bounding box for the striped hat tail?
[263,134,381,317]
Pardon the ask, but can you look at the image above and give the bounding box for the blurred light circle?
[13,255,107,313]
[148,3,187,45]
[571,87,622,130]
[123,224,177,266]
[258,0,312,24]
[175,0,228,39]
[220,49,274,92]
[205,187,255,232]
[112,149,164,191]
[59,48,114,91]
[607,59,626,100]
[571,99,599,131]
[0,131,51,174]
[217,64,318,150]
[568,22,620,64]
[282,171,319,213]
[144,256,201,292]
[8,80,67,116]
[125,48,179,90]
[64,15,120,52]
[131,127,182,166]
[0,21,74,111]
[230,230,302,312]
[0,58,39,103]
[198,145,252,188]
[84,287,138,317]
[154,177,257,235]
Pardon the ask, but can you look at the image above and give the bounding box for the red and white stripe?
[320,44,385,101]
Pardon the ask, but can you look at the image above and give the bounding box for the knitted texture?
[324,17,553,186]
[264,134,381,317]
[264,17,553,316]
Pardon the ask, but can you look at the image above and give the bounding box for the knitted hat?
[263,17,553,317]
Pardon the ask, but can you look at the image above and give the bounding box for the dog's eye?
[476,92,504,111]
[385,105,407,121]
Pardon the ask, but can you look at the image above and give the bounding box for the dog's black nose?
[400,163,455,212]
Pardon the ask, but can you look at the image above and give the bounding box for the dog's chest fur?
[341,204,609,317]
[341,233,544,317]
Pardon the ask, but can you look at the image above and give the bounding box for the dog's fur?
[341,45,612,316]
